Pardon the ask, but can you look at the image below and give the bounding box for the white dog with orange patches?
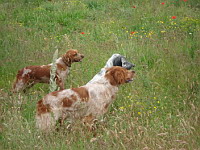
[36,66,135,131]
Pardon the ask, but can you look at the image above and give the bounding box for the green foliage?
[86,1,104,10]
[0,0,199,149]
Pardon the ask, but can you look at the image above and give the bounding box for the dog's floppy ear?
[105,67,126,86]
[113,68,126,85]
[113,56,122,67]
[105,67,117,86]
[62,53,71,67]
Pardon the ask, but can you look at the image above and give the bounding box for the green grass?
[0,0,200,149]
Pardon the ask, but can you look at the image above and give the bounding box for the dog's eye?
[73,53,78,56]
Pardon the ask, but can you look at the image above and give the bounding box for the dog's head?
[105,66,135,86]
[112,55,135,70]
[62,49,84,65]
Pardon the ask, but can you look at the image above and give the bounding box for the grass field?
[0,0,200,149]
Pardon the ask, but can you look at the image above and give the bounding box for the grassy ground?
[0,0,200,149]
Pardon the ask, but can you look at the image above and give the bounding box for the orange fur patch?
[62,98,73,107]
[72,87,89,102]
[28,65,51,80]
[37,99,51,115]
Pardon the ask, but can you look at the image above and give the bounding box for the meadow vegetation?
[0,0,200,149]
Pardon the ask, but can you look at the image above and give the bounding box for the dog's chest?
[58,67,70,79]
[86,86,117,115]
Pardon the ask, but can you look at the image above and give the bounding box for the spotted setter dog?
[12,49,84,92]
[36,66,135,131]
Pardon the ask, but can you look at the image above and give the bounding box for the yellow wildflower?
[119,106,125,110]
[157,21,164,24]
[148,31,153,35]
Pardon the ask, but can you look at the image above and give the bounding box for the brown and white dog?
[36,66,135,131]
[12,49,84,92]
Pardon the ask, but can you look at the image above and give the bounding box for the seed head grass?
[49,49,59,92]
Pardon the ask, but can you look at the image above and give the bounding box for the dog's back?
[12,65,51,92]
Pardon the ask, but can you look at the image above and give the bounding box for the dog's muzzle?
[123,63,135,70]
[119,56,135,70]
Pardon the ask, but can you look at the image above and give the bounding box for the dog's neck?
[61,55,72,67]
[87,76,118,90]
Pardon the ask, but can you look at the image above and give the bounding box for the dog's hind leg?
[12,78,26,92]
[56,77,64,90]
[12,77,32,93]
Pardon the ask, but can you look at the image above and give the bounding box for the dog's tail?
[36,99,55,131]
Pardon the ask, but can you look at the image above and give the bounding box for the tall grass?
[0,0,199,149]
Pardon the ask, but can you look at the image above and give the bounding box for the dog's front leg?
[56,79,64,90]
[82,114,98,132]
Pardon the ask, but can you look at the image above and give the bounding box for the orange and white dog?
[12,49,84,92]
[36,66,135,131]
